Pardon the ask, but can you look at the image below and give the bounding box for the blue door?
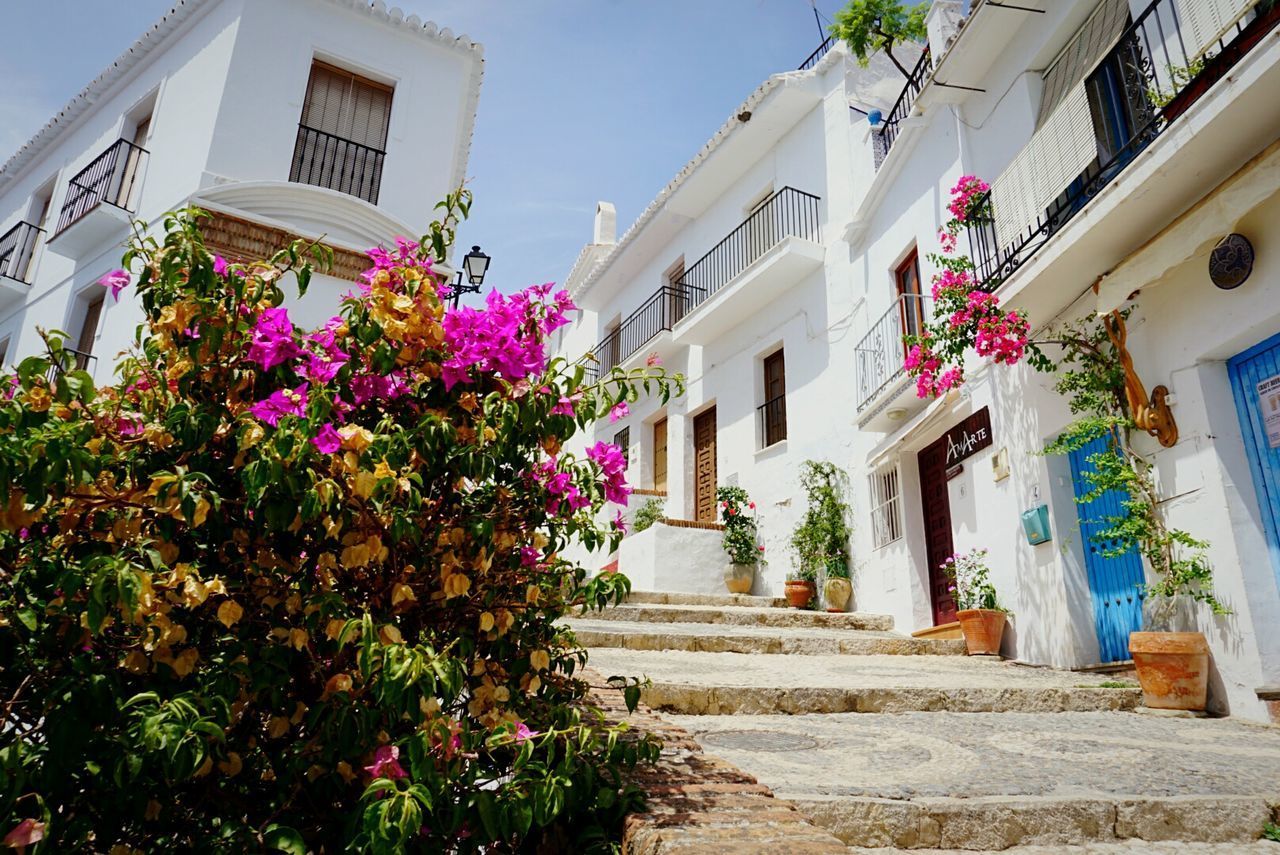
[1227,332,1280,589]
[1068,434,1146,663]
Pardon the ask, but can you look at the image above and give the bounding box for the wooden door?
[762,350,787,446]
[653,418,668,493]
[1228,332,1280,595]
[918,436,956,624]
[693,408,717,522]
[895,248,923,355]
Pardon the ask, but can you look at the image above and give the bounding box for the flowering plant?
[902,175,1046,398]
[0,198,681,852]
[717,486,763,566]
[789,461,851,581]
[940,548,1003,612]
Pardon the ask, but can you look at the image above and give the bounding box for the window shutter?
[301,61,392,151]
[1036,0,1131,128]
[1175,0,1254,58]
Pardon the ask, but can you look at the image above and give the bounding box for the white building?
[0,0,482,378]
[558,0,1280,721]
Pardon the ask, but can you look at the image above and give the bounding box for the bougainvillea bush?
[0,196,679,853]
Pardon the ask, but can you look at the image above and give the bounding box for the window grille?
[869,463,903,549]
[613,427,631,466]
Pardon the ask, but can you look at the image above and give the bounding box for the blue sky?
[0,1,843,291]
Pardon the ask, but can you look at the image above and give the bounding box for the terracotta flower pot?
[1129,631,1210,711]
[784,580,815,609]
[823,578,851,612]
[956,608,1006,656]
[724,563,755,594]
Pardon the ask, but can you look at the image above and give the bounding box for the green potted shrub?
[789,461,853,611]
[631,497,665,534]
[941,549,1008,655]
[717,487,763,594]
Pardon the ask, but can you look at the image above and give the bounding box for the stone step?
[593,602,896,632]
[568,618,967,656]
[847,843,1280,854]
[625,589,788,608]
[666,711,1280,849]
[585,649,1141,714]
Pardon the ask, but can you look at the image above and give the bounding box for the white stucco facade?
[558,0,1280,721]
[0,0,482,379]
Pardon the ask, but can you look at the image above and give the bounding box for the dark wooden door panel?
[693,408,717,522]
[918,438,956,624]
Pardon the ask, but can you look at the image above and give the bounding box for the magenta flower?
[4,376,19,400]
[613,509,628,534]
[4,819,45,849]
[213,255,229,277]
[551,392,582,416]
[249,384,308,427]
[311,422,341,454]
[587,441,631,506]
[100,269,130,301]
[513,722,541,743]
[609,402,629,423]
[246,308,302,370]
[364,744,408,780]
[646,352,662,367]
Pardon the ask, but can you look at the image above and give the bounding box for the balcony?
[0,221,43,307]
[872,49,932,170]
[45,348,98,384]
[966,0,1279,295]
[672,187,823,345]
[758,394,787,448]
[52,139,147,256]
[799,36,836,71]
[590,285,693,375]
[854,292,932,430]
[289,125,386,205]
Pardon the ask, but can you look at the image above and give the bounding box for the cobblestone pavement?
[665,711,1280,801]
[847,843,1280,853]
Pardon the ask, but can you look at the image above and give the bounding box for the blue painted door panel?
[1068,435,1146,663]
[1227,332,1280,590]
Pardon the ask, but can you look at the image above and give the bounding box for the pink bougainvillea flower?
[4,819,45,849]
[246,307,302,370]
[513,722,542,743]
[609,402,629,423]
[4,376,19,400]
[249,384,308,427]
[587,441,631,506]
[213,255,229,277]
[646,352,662,367]
[100,269,130,301]
[311,422,341,454]
[364,744,408,780]
[613,509,628,534]
[551,392,582,416]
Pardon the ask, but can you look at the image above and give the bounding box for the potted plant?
[717,487,763,594]
[785,568,817,609]
[941,549,1007,655]
[789,461,853,610]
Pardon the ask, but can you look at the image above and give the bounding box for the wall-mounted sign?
[943,407,993,467]
[1258,374,1280,449]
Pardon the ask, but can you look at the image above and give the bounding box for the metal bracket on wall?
[1102,310,1179,448]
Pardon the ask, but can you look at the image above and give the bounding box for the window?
[290,60,393,204]
[664,258,688,326]
[652,418,668,492]
[0,338,9,368]
[895,248,924,354]
[613,427,630,466]
[75,292,104,369]
[761,349,787,447]
[744,186,776,264]
[600,319,621,373]
[870,463,903,548]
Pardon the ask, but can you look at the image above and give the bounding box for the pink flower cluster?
[441,284,575,391]
[974,310,1030,365]
[587,441,631,506]
[533,456,592,516]
[946,175,990,224]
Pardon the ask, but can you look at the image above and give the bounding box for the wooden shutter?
[78,295,104,355]
[896,249,924,354]
[693,408,717,522]
[301,61,393,150]
[763,351,787,447]
[653,418,668,492]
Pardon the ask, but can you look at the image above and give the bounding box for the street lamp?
[451,245,491,308]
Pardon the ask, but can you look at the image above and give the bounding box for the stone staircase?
[571,591,1280,852]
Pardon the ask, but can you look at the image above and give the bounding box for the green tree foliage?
[830,0,929,76]
[0,198,681,852]
[631,498,665,534]
[788,461,852,582]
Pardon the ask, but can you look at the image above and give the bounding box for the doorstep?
[911,621,962,640]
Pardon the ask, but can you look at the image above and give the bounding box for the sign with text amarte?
[943,407,993,467]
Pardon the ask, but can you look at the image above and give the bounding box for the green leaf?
[263,824,307,854]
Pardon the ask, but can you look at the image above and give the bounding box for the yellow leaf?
[325,673,353,696]
[193,756,214,779]
[217,600,243,628]
[373,460,394,480]
[530,650,551,672]
[378,624,403,645]
[288,628,309,651]
[326,618,347,641]
[526,585,541,606]
[218,752,243,777]
[391,583,416,607]
[353,470,377,499]
[268,716,290,739]
[526,674,542,694]
[145,799,162,821]
[182,577,209,607]
[171,647,199,678]
[337,760,356,783]
[290,701,308,725]
[122,651,149,674]
[478,611,495,632]
[493,685,510,703]
[239,423,265,450]
[339,424,373,452]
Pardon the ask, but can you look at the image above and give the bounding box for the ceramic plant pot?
[784,580,815,609]
[823,578,851,612]
[956,608,1007,656]
[724,563,755,594]
[1129,631,1210,711]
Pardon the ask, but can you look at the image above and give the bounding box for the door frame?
[917,433,957,625]
[1227,329,1280,589]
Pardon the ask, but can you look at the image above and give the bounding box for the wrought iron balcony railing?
[56,139,148,235]
[966,0,1273,291]
[0,221,43,284]
[289,125,387,205]
[758,394,788,447]
[855,292,932,413]
[675,186,821,312]
[45,348,97,384]
[799,36,836,71]
[590,285,693,375]
[873,48,932,170]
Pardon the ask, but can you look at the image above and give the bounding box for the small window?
[71,292,105,372]
[870,463,903,548]
[895,248,924,354]
[613,427,631,466]
[652,418,668,492]
[0,337,9,368]
[290,60,393,203]
[600,318,621,373]
[664,257,688,325]
[761,349,787,448]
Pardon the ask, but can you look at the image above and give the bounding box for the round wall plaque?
[1209,233,1254,290]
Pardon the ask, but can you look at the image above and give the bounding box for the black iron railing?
[855,292,931,412]
[759,395,787,447]
[874,49,932,170]
[289,125,386,205]
[0,222,43,284]
[799,36,836,71]
[45,348,97,383]
[676,187,821,312]
[591,285,693,375]
[56,139,148,235]
[967,0,1272,291]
